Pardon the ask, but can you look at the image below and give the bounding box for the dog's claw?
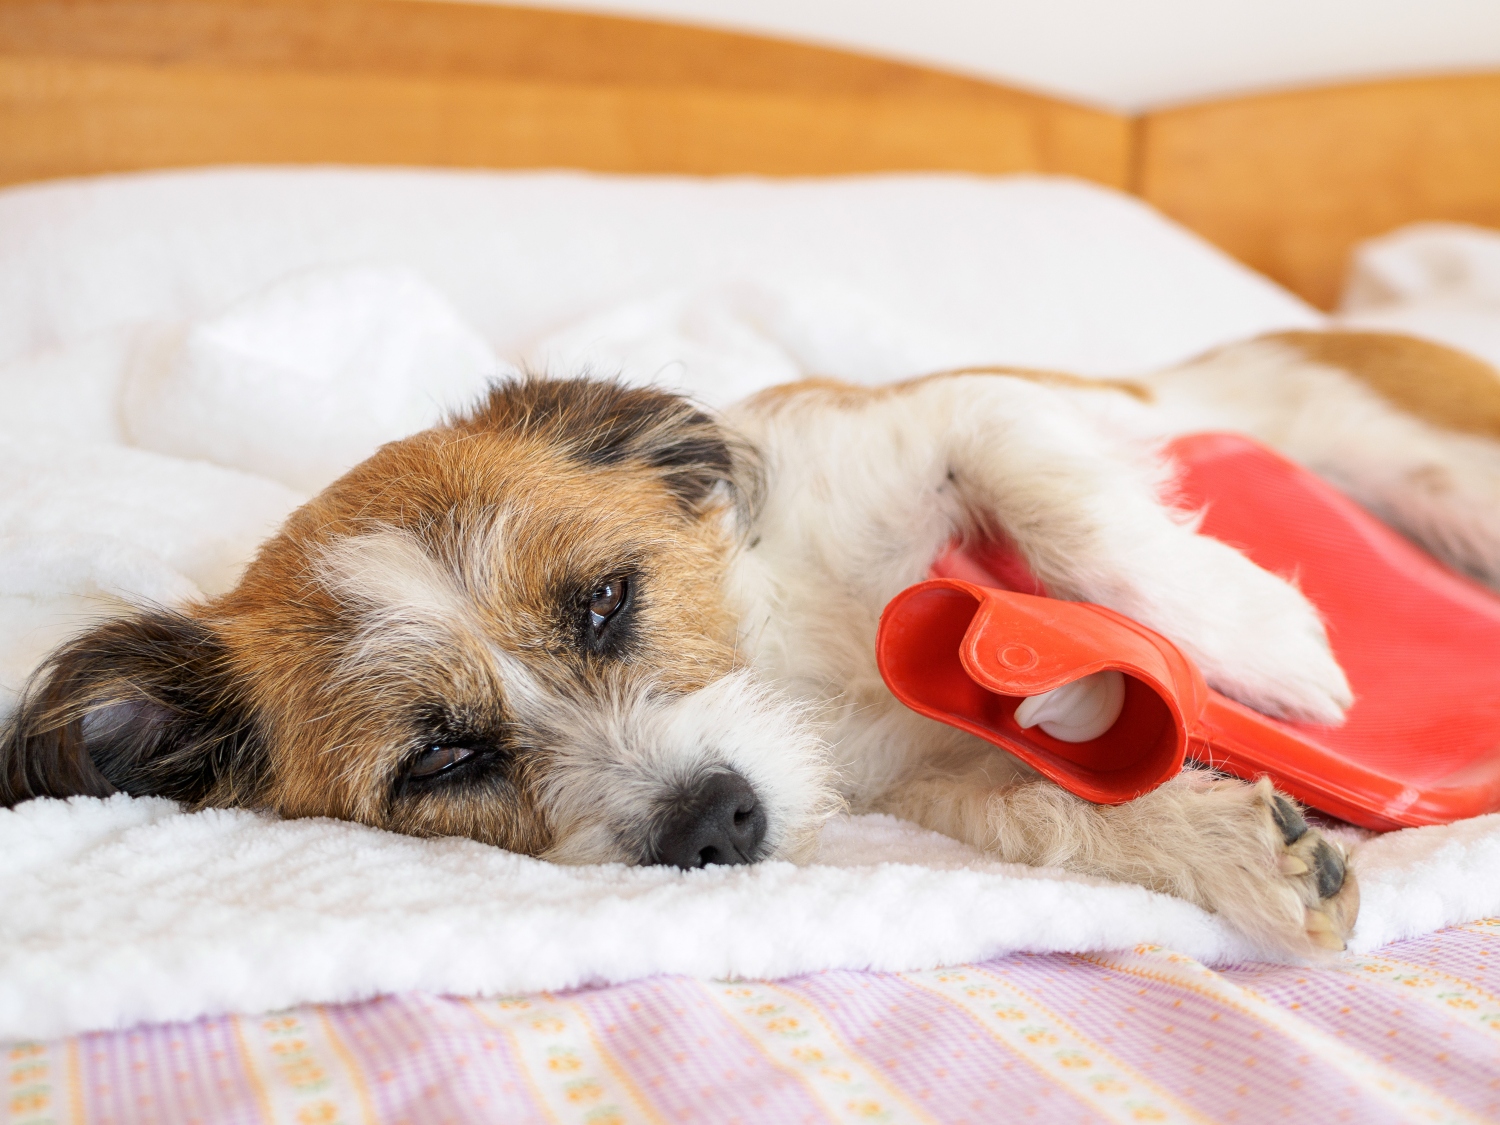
[1306,910,1346,950]
[1279,854,1309,876]
[1309,838,1346,900]
[1270,794,1309,844]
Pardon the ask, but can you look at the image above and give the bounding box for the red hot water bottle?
[876,433,1500,830]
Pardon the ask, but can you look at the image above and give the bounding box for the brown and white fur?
[6,330,1498,958]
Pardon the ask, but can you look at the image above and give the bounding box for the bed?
[3,4,1500,1123]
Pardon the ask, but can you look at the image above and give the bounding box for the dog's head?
[0,378,836,866]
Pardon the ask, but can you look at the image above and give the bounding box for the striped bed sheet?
[6,922,1499,1125]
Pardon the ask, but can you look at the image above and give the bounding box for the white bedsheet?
[2,168,1498,1040]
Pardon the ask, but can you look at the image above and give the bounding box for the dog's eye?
[589,576,628,631]
[408,743,477,780]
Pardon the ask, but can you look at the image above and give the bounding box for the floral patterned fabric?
[7,922,1500,1125]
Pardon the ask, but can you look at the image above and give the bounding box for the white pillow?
[122,266,502,493]
[0,168,1318,381]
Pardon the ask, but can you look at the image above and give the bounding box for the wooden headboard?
[1139,74,1500,308]
[0,0,1130,183]
[3,0,1498,310]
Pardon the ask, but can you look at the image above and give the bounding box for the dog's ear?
[467,377,763,519]
[0,611,266,808]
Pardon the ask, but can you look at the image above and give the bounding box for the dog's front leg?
[924,376,1352,723]
[882,750,1359,956]
[733,374,1350,723]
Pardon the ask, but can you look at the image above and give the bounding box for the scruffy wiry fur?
[6,332,1500,957]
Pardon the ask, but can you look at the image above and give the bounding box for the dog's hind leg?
[880,749,1360,958]
[1150,330,1500,589]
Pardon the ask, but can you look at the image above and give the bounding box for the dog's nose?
[652,771,766,869]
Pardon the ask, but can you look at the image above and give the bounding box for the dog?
[7,328,1500,957]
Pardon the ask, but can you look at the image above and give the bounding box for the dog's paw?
[1163,541,1353,725]
[1195,778,1360,957]
[1267,792,1360,951]
[1201,615,1353,726]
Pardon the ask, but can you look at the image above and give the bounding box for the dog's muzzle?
[650,770,767,869]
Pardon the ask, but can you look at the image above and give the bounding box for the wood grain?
[1137,73,1500,308]
[0,0,1131,185]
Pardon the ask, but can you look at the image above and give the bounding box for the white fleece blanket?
[5,795,1500,1041]
[2,169,1499,1041]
